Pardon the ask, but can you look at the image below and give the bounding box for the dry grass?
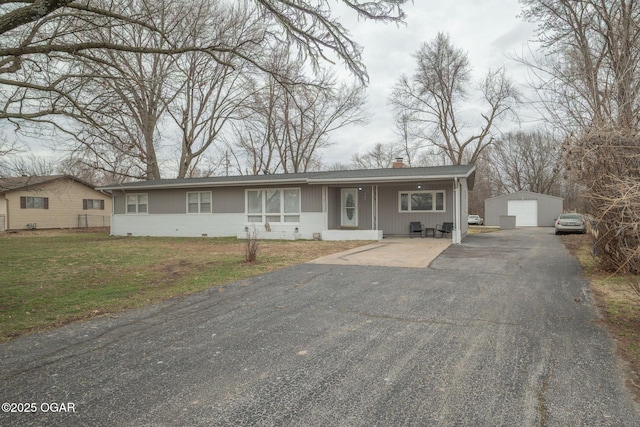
[0,230,369,342]
[468,225,500,234]
[561,233,640,400]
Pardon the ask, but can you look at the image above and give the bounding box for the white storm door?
[341,188,358,227]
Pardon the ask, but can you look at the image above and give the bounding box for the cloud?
[322,0,538,166]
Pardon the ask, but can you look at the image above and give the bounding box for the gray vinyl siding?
[301,185,322,213]
[150,188,192,214]
[113,184,320,215]
[327,187,339,229]
[113,190,126,214]
[378,181,453,236]
[327,186,373,230]
[484,191,564,227]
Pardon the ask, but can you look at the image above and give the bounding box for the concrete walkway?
[309,237,451,268]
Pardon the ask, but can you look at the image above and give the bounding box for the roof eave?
[307,174,472,185]
[100,165,477,190]
[100,177,309,191]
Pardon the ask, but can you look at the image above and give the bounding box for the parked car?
[555,213,587,235]
[468,214,484,225]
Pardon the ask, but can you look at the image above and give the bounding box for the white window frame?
[186,191,212,214]
[126,193,148,214]
[398,190,446,213]
[245,188,301,224]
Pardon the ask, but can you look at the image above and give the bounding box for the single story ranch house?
[100,163,476,244]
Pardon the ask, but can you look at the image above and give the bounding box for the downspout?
[453,178,462,244]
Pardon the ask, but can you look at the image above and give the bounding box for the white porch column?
[372,185,378,230]
[453,178,462,244]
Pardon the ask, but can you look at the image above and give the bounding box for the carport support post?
[453,178,462,244]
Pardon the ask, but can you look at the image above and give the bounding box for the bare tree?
[228,48,366,174]
[278,80,366,173]
[521,1,640,274]
[487,130,562,195]
[351,142,400,169]
[521,0,640,131]
[70,32,178,180]
[51,1,264,180]
[1,152,57,176]
[167,2,260,178]
[0,0,407,121]
[0,138,21,176]
[0,0,406,179]
[389,33,520,165]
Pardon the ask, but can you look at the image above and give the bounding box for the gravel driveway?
[1,228,639,426]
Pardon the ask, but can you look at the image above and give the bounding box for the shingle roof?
[0,175,98,193]
[99,165,476,190]
[0,175,65,193]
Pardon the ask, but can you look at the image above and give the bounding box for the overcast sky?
[7,1,541,176]
[323,0,540,166]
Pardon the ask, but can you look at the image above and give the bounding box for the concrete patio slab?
[308,237,451,268]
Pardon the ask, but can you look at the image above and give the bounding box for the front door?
[341,188,358,227]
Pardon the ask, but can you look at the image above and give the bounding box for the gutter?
[99,165,477,191]
[99,178,309,191]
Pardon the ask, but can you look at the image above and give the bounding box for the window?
[83,199,105,210]
[246,188,300,223]
[399,191,445,212]
[187,192,211,214]
[20,196,48,209]
[126,194,148,214]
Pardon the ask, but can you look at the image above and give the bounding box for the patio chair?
[436,222,453,238]
[409,221,424,238]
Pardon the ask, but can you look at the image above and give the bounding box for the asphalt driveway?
[1,228,639,426]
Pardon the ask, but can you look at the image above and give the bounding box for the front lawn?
[0,231,368,342]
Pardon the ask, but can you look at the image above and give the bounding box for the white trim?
[398,190,446,213]
[453,178,461,244]
[321,229,383,241]
[125,193,148,215]
[244,187,301,224]
[340,188,358,227]
[186,191,212,214]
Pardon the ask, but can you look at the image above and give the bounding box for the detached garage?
[484,191,563,227]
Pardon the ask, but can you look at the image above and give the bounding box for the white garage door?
[508,200,538,227]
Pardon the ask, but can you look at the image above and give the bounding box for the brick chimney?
[392,157,407,168]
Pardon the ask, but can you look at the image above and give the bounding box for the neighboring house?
[484,191,564,227]
[0,175,112,231]
[100,164,476,243]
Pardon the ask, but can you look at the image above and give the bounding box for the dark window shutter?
[83,199,88,210]
[43,198,49,209]
[20,196,26,209]
[100,200,105,210]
